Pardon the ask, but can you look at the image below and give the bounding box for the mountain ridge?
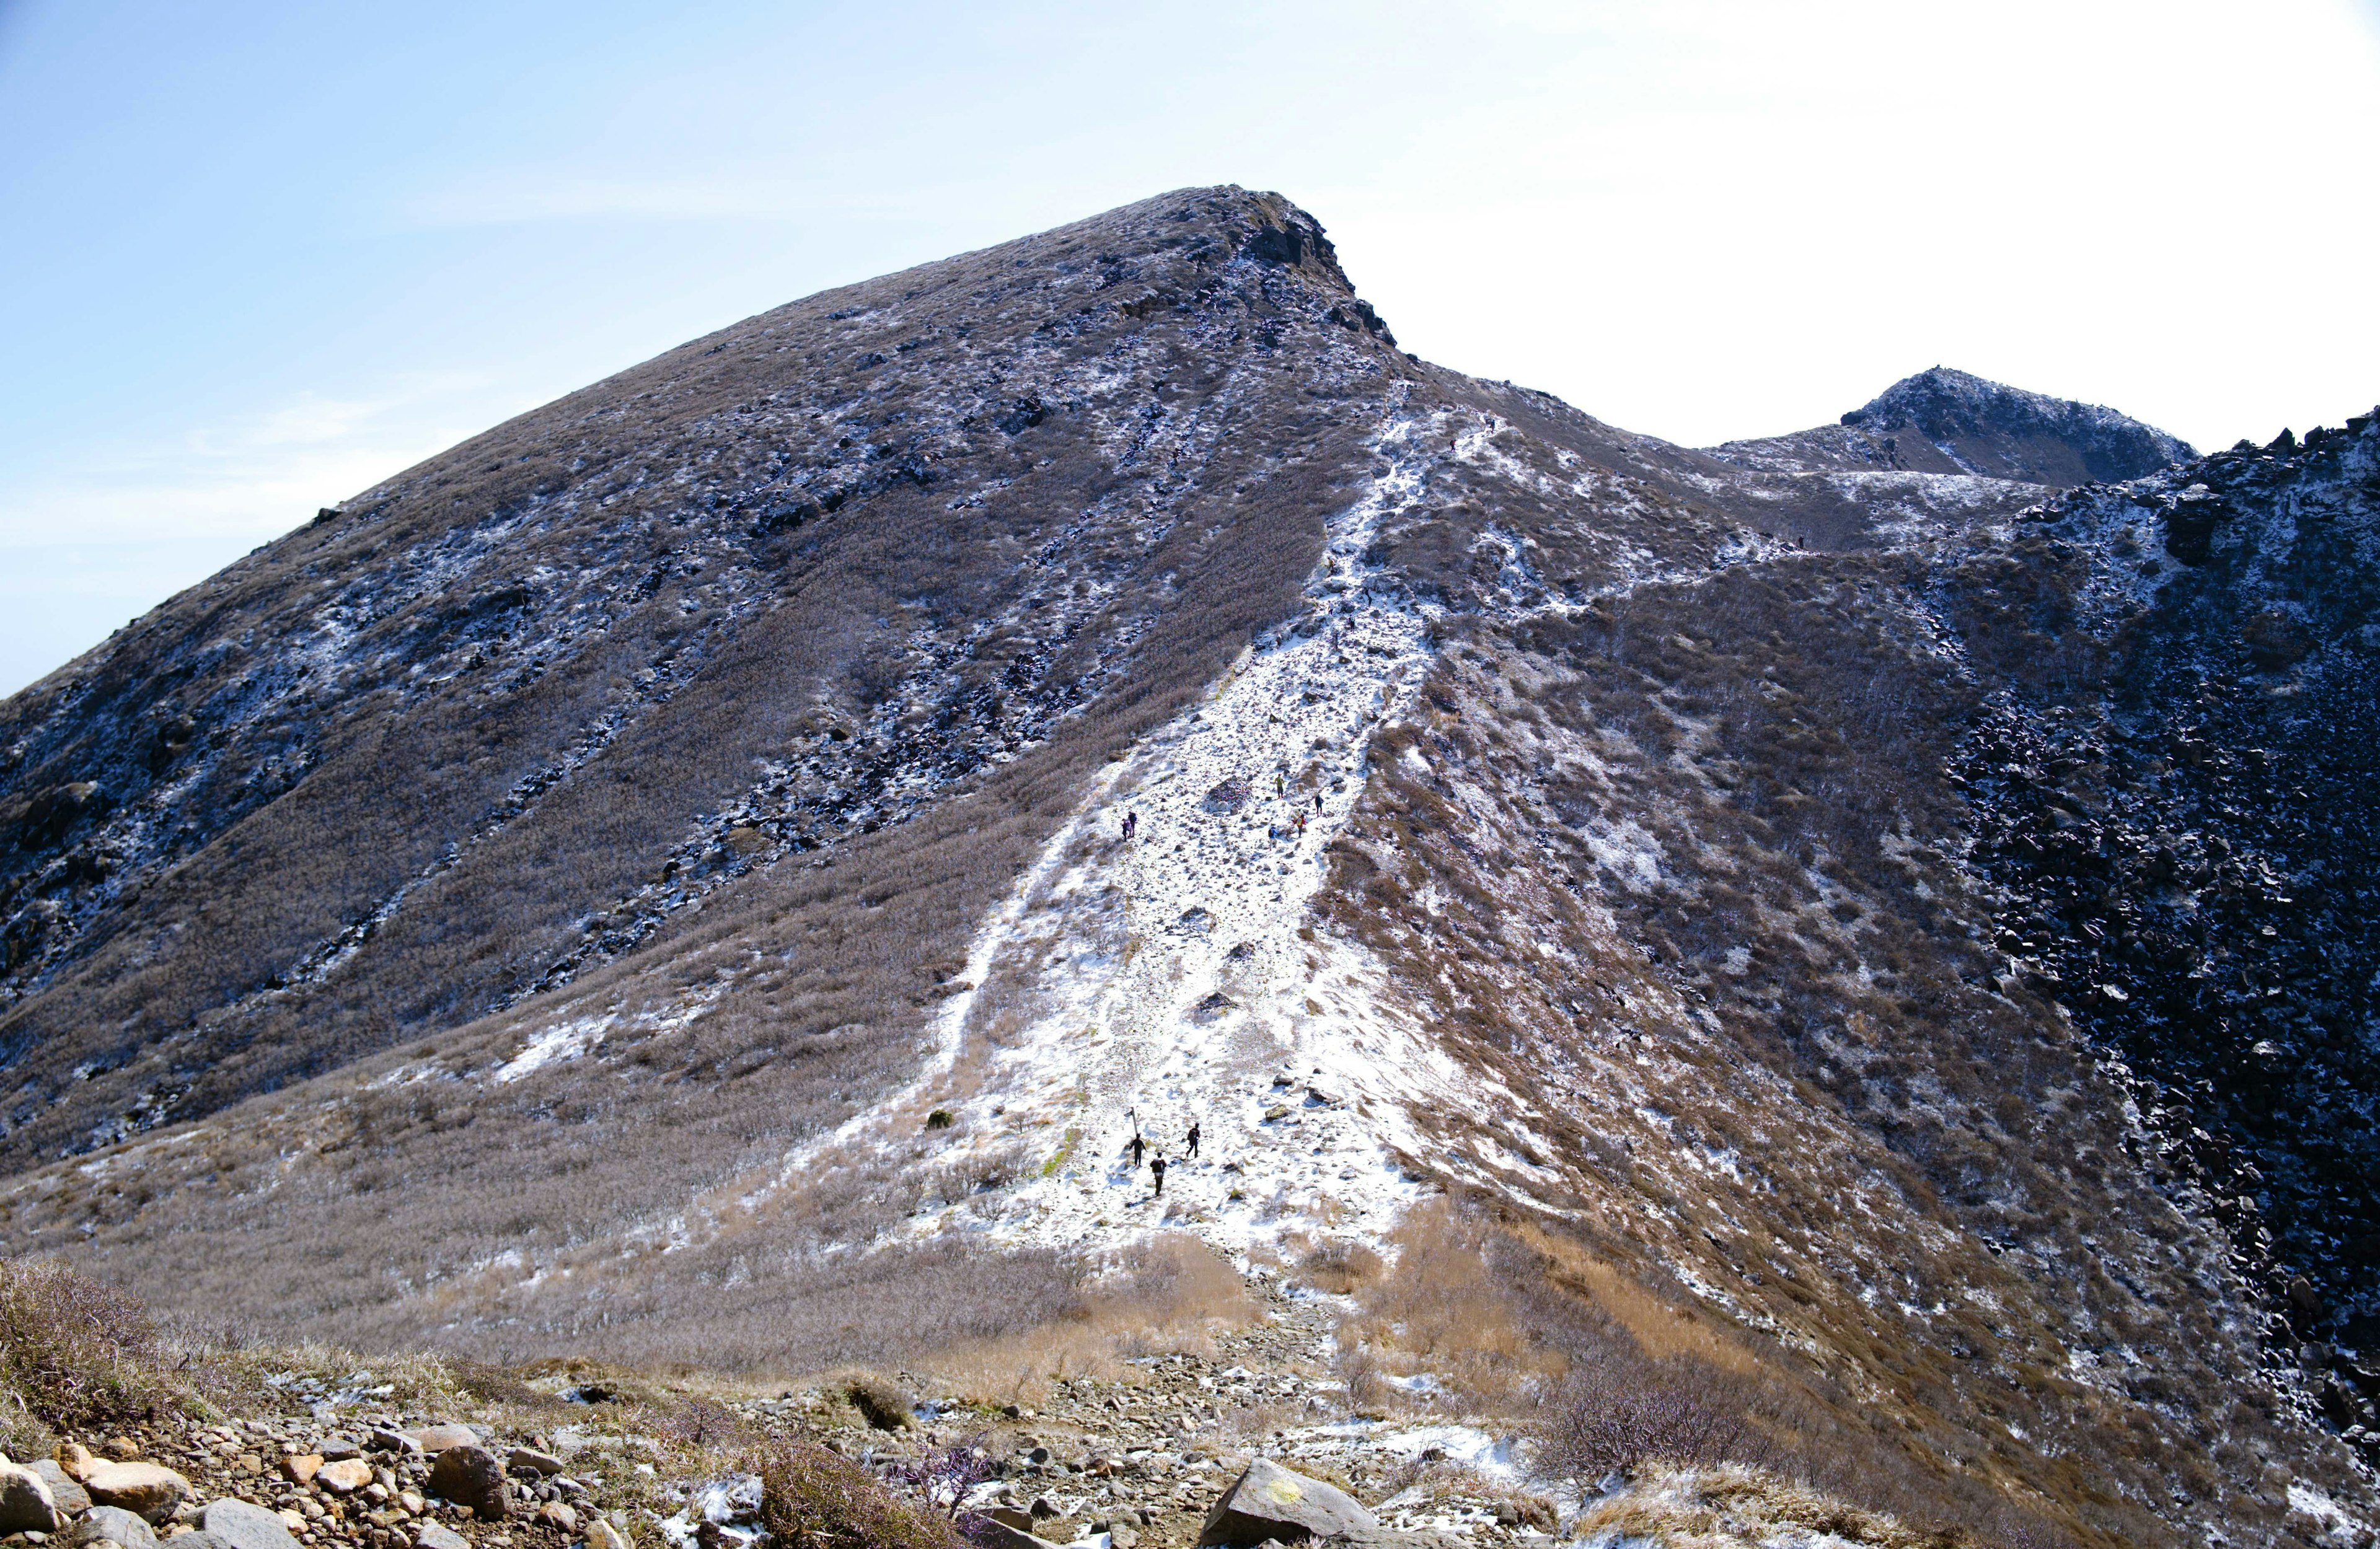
[1,187,2373,1549]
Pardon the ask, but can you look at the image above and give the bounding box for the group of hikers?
[1127,1118,1199,1197]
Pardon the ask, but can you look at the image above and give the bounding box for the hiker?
[1129,1131,1146,1168]
[1122,810,1138,841]
[1276,772,1286,796]
[1186,1121,1201,1159]
[1151,1155,1167,1197]
[1313,791,1323,814]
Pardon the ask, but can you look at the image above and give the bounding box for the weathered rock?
[64,1504,161,1549]
[368,1429,423,1456]
[1198,1460,1376,1547]
[415,1525,470,1549]
[536,1502,578,1532]
[33,1457,90,1514]
[428,1445,509,1520]
[1317,1533,1468,1549]
[102,1439,141,1462]
[168,1532,236,1549]
[82,1461,193,1524]
[508,1447,565,1478]
[315,1459,374,1494]
[56,1443,97,1483]
[0,1461,60,1534]
[584,1519,631,1549]
[408,1426,480,1456]
[986,1507,1037,1532]
[970,1522,1067,1549]
[205,1496,302,1549]
[317,1439,363,1462]
[281,1455,322,1485]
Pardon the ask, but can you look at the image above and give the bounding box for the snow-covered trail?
[788,405,1504,1260]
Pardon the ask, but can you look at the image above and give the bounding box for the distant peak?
[1841,367,2195,481]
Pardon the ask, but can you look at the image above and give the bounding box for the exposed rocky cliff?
[0,189,2372,1549]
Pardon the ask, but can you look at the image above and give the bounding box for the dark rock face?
[1955,411,2380,1371]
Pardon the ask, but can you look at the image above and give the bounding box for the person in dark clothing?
[1129,1131,1145,1168]
[1313,792,1323,814]
[1122,810,1138,841]
[1186,1122,1201,1158]
[1151,1155,1166,1196]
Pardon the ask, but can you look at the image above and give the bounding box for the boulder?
[970,1522,1067,1549]
[536,1502,578,1532]
[508,1447,565,1478]
[0,1461,60,1534]
[34,1457,92,1514]
[368,1429,423,1456]
[409,1426,480,1455]
[1198,1460,1376,1547]
[281,1455,323,1485]
[57,1442,98,1482]
[415,1527,470,1549]
[64,1504,161,1549]
[204,1496,302,1549]
[317,1439,363,1462]
[316,1459,375,1494]
[428,1445,509,1520]
[82,1461,193,1524]
[167,1533,236,1549]
[584,1520,632,1549]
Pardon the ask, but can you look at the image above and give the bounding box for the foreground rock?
[64,1504,161,1549]
[426,1444,509,1520]
[204,1496,302,1549]
[79,1460,191,1524]
[1199,1460,1377,1547]
[0,1460,60,1534]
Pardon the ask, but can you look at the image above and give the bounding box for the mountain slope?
[0,190,2371,1549]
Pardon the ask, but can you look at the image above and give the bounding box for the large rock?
[1198,1460,1376,1547]
[508,1446,565,1478]
[969,1522,1067,1549]
[415,1526,470,1549]
[0,1461,60,1534]
[168,1533,236,1549]
[33,1457,91,1514]
[205,1496,303,1549]
[317,1459,375,1494]
[585,1520,632,1549]
[63,1504,161,1549]
[409,1426,480,1455]
[428,1444,509,1520]
[81,1461,192,1524]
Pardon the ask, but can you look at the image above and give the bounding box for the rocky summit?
[2,187,2377,1549]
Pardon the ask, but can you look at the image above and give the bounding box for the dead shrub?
[1533,1350,1768,1481]
[0,1257,163,1441]
[843,1372,914,1431]
[759,1437,962,1549]
[1298,1239,1383,1295]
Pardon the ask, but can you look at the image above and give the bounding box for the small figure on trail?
[1276,772,1287,796]
[1122,810,1138,841]
[1129,1130,1146,1168]
[1313,791,1323,814]
[1186,1121,1201,1159]
[1295,812,1308,836]
[1151,1155,1168,1197]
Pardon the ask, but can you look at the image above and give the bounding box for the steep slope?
[0,191,2370,1548]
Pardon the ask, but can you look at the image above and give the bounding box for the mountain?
[2,188,2374,1549]
[1708,366,2197,484]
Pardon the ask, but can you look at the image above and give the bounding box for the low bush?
[843,1373,913,1432]
[0,1256,164,1442]
[759,1438,963,1549]
[1535,1351,1768,1480]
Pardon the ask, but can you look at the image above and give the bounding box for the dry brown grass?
[912,1233,1259,1405]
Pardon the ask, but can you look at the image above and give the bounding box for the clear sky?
[4,0,2378,696]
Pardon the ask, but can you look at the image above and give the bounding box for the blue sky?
[4,0,2378,695]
